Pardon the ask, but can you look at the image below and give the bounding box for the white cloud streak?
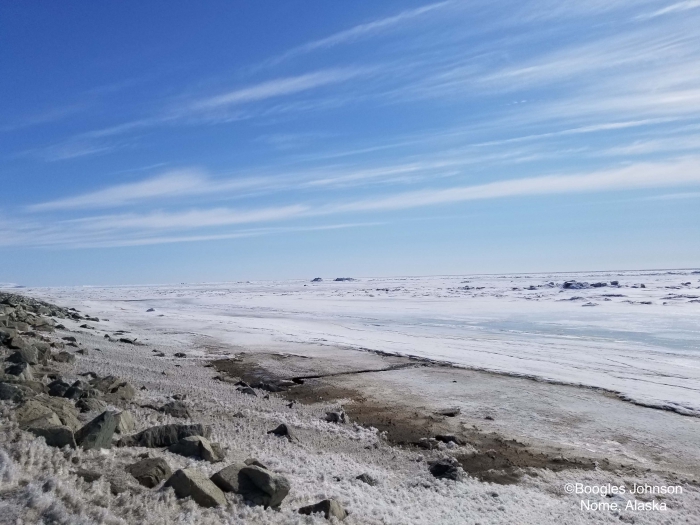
[639,0,700,19]
[190,68,367,111]
[330,157,700,212]
[260,1,451,66]
[29,170,208,211]
[7,157,700,249]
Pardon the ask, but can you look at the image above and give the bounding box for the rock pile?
[1,291,364,519]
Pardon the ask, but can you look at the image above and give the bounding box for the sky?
[1,0,700,286]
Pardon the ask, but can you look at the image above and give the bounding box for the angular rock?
[173,352,186,358]
[0,382,30,402]
[115,410,136,434]
[53,351,75,363]
[8,335,31,351]
[211,442,225,461]
[62,336,77,342]
[267,423,297,442]
[169,435,223,463]
[43,397,82,430]
[298,499,348,520]
[117,423,210,448]
[428,458,464,481]
[126,457,172,488]
[7,346,39,365]
[210,463,246,492]
[356,473,377,486]
[237,465,290,508]
[104,381,135,402]
[75,411,117,450]
[48,379,71,397]
[211,463,289,508]
[63,381,87,400]
[82,388,101,399]
[90,375,121,392]
[325,411,347,424]
[5,362,33,381]
[164,468,226,507]
[28,422,76,449]
[15,399,53,426]
[160,400,191,419]
[76,398,108,413]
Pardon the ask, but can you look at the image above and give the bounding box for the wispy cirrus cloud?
[7,156,700,249]
[189,68,368,112]
[29,169,208,211]
[259,1,452,67]
[638,0,700,19]
[67,204,308,232]
[330,157,700,213]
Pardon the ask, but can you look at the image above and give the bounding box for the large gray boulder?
[212,463,290,508]
[7,347,39,365]
[210,463,246,492]
[48,379,71,397]
[75,411,117,450]
[5,362,33,381]
[126,457,172,488]
[237,465,290,508]
[298,499,348,520]
[0,382,29,402]
[164,469,227,507]
[15,398,58,427]
[63,380,87,400]
[43,397,82,430]
[28,421,76,448]
[117,423,210,448]
[7,335,31,351]
[169,436,223,463]
[89,375,135,401]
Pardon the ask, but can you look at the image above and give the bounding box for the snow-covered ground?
[4,271,700,524]
[25,269,700,416]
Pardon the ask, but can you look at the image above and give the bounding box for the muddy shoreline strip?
[212,354,625,485]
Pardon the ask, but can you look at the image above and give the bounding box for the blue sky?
[2,1,700,285]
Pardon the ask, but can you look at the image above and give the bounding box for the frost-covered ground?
[3,270,700,523]
[2,303,699,524]
[25,269,700,415]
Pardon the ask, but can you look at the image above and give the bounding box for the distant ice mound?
[561,280,613,290]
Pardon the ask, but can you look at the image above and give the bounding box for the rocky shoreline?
[1,290,699,524]
[0,292,350,521]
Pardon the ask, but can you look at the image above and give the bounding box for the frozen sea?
[20,269,700,416]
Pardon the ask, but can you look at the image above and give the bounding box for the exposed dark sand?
[212,354,619,485]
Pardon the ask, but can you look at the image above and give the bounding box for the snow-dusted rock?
[164,468,226,507]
